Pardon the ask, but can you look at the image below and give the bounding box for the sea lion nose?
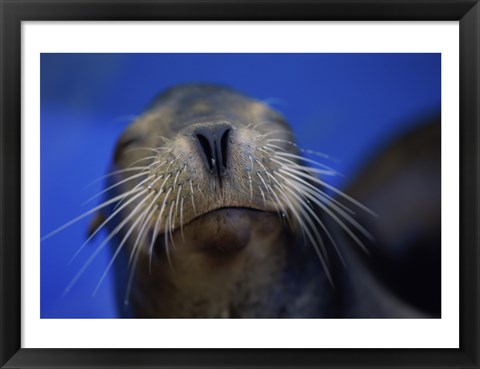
[194,124,231,185]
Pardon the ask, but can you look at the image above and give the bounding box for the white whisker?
[271,149,341,174]
[69,189,149,264]
[278,176,345,265]
[148,187,172,273]
[258,186,266,207]
[82,173,153,205]
[174,185,182,226]
[189,180,197,215]
[272,157,337,176]
[124,234,144,307]
[126,155,158,169]
[124,147,161,155]
[128,201,158,267]
[266,138,338,161]
[180,196,185,242]
[248,172,253,201]
[278,166,376,216]
[279,169,372,252]
[167,201,176,249]
[85,166,152,187]
[42,188,145,241]
[264,173,295,230]
[275,188,333,285]
[65,191,154,294]
[93,203,152,296]
[112,174,156,212]
[272,165,355,216]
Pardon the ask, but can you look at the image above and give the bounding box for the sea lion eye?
[113,136,141,162]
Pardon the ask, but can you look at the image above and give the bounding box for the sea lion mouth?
[181,205,277,228]
[157,207,281,255]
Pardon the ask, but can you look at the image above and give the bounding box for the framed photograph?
[1,0,479,368]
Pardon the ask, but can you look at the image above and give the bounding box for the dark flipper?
[340,117,441,317]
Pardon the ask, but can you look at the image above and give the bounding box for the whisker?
[189,180,197,215]
[266,138,338,161]
[124,234,144,307]
[155,173,172,194]
[147,174,165,191]
[93,202,153,296]
[154,135,171,144]
[148,187,172,273]
[196,182,206,201]
[257,172,294,228]
[254,158,270,174]
[271,157,337,177]
[275,188,333,285]
[65,191,154,294]
[41,188,144,241]
[271,149,341,174]
[173,185,182,232]
[277,176,346,265]
[165,159,176,174]
[172,170,180,191]
[126,155,159,169]
[85,166,152,188]
[127,200,158,267]
[180,196,185,242]
[248,172,253,201]
[260,97,287,108]
[258,186,266,207]
[167,201,176,250]
[273,180,306,244]
[264,143,287,153]
[257,147,273,156]
[272,165,355,216]
[124,147,161,155]
[111,174,156,212]
[164,202,175,271]
[259,129,287,138]
[109,114,139,126]
[82,172,153,205]
[256,172,269,194]
[279,169,372,251]
[268,183,291,228]
[69,189,149,264]
[278,166,377,216]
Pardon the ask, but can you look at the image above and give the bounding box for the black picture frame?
[1,1,479,368]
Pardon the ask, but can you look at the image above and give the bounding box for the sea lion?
[73,84,439,318]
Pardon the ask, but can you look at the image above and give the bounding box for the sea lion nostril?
[196,132,214,171]
[219,128,230,170]
[194,125,231,184]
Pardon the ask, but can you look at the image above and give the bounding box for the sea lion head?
[99,84,332,317]
[110,85,305,254]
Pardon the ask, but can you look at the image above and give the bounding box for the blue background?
[40,53,441,318]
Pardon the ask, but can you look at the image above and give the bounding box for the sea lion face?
[100,84,332,317]
[110,85,300,258]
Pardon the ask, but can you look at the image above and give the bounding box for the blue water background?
[40,53,441,318]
